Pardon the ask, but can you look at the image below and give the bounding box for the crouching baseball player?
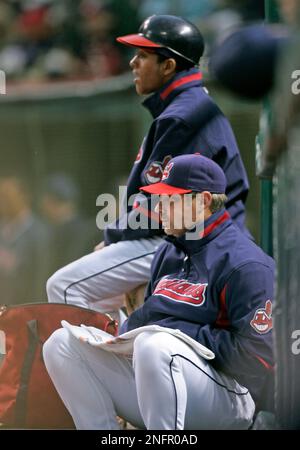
[43,155,274,430]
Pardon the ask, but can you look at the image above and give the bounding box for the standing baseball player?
[43,155,274,430]
[46,15,250,321]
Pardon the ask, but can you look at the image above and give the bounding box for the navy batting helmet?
[117,15,204,66]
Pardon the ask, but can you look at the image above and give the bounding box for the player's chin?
[135,82,153,96]
[134,81,145,96]
[163,227,174,236]
[163,227,181,237]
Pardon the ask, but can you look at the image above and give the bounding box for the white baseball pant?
[46,237,163,318]
[43,329,255,430]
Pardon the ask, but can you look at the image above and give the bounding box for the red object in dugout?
[0,303,118,429]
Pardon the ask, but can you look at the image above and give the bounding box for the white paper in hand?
[61,320,215,360]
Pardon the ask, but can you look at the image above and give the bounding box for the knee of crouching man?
[133,331,173,372]
[46,270,64,303]
[43,328,68,369]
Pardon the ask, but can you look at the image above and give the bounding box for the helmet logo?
[145,155,172,184]
[162,161,174,181]
[250,300,273,334]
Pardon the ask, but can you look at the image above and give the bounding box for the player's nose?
[129,55,138,69]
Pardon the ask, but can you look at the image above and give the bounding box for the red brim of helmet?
[140,183,192,195]
[116,34,162,49]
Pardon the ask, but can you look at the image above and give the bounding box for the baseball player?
[43,155,274,430]
[46,15,250,322]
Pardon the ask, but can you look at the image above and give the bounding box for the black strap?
[14,320,40,428]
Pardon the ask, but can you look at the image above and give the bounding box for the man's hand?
[94,241,105,252]
[125,284,147,315]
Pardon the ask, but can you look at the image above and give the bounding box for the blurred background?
[0,0,287,304]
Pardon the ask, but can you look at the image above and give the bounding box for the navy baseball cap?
[42,173,79,202]
[209,25,288,100]
[140,154,226,195]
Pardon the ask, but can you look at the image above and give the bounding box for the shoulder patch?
[250,300,273,334]
[134,145,143,164]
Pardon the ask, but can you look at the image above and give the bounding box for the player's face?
[129,49,169,95]
[0,177,29,219]
[155,194,204,237]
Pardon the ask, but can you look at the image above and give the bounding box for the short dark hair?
[156,51,195,73]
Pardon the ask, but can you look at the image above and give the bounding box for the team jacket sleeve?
[119,242,171,334]
[104,118,195,245]
[195,261,274,379]
[198,115,250,232]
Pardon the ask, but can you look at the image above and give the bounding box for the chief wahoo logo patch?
[250,300,273,334]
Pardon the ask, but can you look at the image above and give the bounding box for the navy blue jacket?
[121,209,275,406]
[104,68,249,245]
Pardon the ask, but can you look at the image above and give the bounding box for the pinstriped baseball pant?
[46,237,164,318]
[43,328,255,430]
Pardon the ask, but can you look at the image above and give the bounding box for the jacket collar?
[142,68,203,118]
[166,209,232,255]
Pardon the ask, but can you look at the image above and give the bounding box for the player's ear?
[162,58,177,77]
[201,191,213,210]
